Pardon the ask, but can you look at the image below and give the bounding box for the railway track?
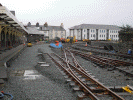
[70,49,133,67]
[67,48,133,77]
[43,49,125,100]
[72,44,133,60]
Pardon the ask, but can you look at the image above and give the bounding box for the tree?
[119,24,133,42]
[119,24,133,33]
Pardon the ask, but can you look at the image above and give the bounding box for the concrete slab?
[70,82,75,86]
[66,78,71,82]
[38,53,42,55]
[77,75,82,78]
[64,76,69,78]
[40,64,49,67]
[38,62,46,64]
[73,87,80,91]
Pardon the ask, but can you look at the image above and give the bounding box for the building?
[26,22,66,40]
[0,3,28,48]
[69,24,121,41]
[26,22,45,42]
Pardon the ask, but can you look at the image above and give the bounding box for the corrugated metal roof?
[0,6,29,34]
[27,26,44,35]
[69,24,121,30]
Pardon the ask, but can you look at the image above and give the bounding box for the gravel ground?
[0,43,133,100]
[51,43,133,100]
[0,44,77,100]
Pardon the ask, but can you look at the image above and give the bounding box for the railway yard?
[0,41,133,100]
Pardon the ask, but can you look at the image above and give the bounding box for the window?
[116,35,117,38]
[84,29,86,32]
[100,30,101,33]
[104,30,105,33]
[102,35,103,37]
[84,34,85,39]
[102,30,103,33]
[116,30,117,33]
[100,35,101,37]
[61,34,63,38]
[93,34,95,37]
[110,35,111,37]
[110,30,111,33]
[104,35,105,37]
[114,30,115,33]
[114,35,115,38]
[91,34,92,37]
[91,30,92,32]
[93,30,94,32]
[55,34,57,37]
[112,30,113,33]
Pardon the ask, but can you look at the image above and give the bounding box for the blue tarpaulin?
[50,42,63,48]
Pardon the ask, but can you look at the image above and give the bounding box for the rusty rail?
[70,47,133,67]
[44,50,124,100]
[46,53,99,100]
[72,45,133,60]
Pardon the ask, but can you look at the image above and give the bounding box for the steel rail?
[69,49,117,67]
[76,44,104,50]
[89,54,131,66]
[70,49,133,66]
[52,51,124,100]
[72,45,133,60]
[64,49,125,100]
[46,53,99,100]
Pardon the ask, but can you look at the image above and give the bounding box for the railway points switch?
[122,85,133,94]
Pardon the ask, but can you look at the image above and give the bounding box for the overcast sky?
[1,0,133,33]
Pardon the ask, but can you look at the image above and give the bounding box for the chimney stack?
[27,22,31,27]
[44,22,48,27]
[60,23,64,28]
[36,22,39,27]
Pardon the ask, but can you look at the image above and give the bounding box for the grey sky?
[1,0,133,34]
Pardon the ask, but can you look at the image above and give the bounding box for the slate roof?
[30,25,66,31]
[69,24,121,30]
[41,26,65,31]
[26,26,44,35]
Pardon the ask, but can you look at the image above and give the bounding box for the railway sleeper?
[69,82,76,86]
[73,87,82,91]
[77,93,88,100]
[116,67,133,77]
[86,83,98,86]
[60,71,66,76]
[66,78,72,82]
[92,88,107,93]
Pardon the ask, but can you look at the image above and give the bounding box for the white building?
[41,23,66,39]
[27,22,66,40]
[69,24,121,41]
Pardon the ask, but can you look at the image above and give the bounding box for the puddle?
[23,70,43,80]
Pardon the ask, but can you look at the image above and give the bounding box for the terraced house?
[26,22,66,41]
[69,24,121,41]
